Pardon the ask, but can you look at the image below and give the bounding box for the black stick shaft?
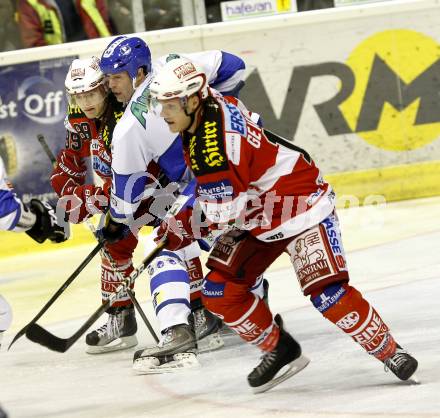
[8,242,103,350]
[25,241,165,352]
[37,134,56,166]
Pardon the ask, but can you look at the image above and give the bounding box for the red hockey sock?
[311,283,396,361]
[186,257,204,303]
[101,258,134,308]
[203,271,279,351]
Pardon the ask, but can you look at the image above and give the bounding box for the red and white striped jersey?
[182,91,336,242]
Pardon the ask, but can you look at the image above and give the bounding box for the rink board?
[1,0,440,253]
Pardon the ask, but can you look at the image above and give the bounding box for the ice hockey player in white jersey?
[0,156,67,417]
[97,35,266,373]
[0,155,67,343]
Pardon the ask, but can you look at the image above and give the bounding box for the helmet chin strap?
[183,95,201,131]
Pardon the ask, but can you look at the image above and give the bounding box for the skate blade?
[133,352,200,374]
[197,331,224,353]
[252,354,310,394]
[86,335,138,354]
[407,374,421,385]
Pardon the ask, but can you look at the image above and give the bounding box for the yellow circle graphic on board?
[340,29,440,151]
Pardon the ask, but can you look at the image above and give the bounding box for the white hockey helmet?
[149,58,208,103]
[65,56,106,95]
[65,57,108,118]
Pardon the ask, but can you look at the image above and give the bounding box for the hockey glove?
[58,184,109,224]
[96,213,130,244]
[26,199,69,244]
[155,206,208,251]
[50,150,87,196]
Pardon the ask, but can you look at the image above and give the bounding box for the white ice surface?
[0,197,439,418]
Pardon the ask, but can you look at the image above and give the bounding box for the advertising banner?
[0,57,74,203]
[220,0,296,22]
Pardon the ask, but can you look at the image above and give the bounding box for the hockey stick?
[25,241,166,353]
[86,221,159,343]
[8,241,103,350]
[37,134,159,343]
[37,134,57,167]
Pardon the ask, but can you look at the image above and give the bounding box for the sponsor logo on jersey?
[225,103,246,136]
[198,179,233,200]
[189,118,228,175]
[201,280,225,298]
[92,156,111,177]
[312,283,346,313]
[336,311,360,330]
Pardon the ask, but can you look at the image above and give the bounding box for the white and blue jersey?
[109,50,246,224]
[0,157,23,231]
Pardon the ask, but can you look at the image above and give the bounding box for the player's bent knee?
[201,272,227,315]
[310,282,349,314]
[202,271,254,321]
[310,282,367,325]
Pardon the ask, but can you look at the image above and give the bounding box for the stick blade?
[26,323,71,353]
[8,327,28,351]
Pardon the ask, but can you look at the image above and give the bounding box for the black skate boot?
[247,314,310,393]
[133,323,199,374]
[191,307,224,353]
[85,305,137,354]
[383,345,418,381]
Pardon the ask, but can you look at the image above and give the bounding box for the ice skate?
[192,307,224,353]
[133,323,199,374]
[85,305,137,354]
[383,345,418,383]
[247,314,310,394]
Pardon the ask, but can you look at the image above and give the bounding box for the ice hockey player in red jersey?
[149,58,419,393]
[50,56,147,354]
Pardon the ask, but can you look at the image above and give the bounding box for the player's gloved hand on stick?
[96,213,130,244]
[58,184,109,224]
[26,199,69,244]
[154,206,208,251]
[56,150,87,182]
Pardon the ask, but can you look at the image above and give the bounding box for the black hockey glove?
[26,199,69,244]
[96,214,130,244]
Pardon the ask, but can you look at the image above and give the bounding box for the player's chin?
[165,120,178,132]
[112,92,124,102]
